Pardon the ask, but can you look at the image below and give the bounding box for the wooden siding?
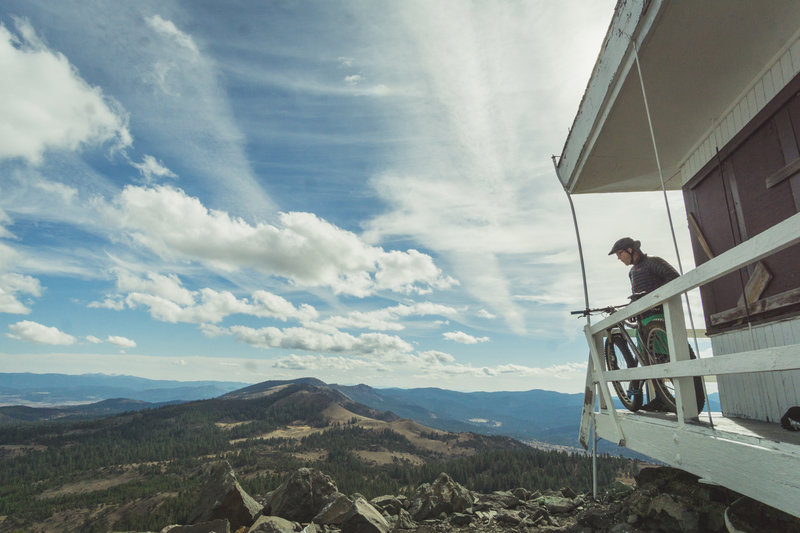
[711,317,800,422]
[683,75,800,333]
[680,27,800,184]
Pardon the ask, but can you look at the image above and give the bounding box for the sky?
[0,0,705,393]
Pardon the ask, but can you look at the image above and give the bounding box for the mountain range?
[0,372,720,452]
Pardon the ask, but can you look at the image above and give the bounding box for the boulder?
[188,462,262,531]
[161,520,230,533]
[339,497,390,533]
[475,490,521,510]
[536,494,578,515]
[312,492,352,525]
[368,495,405,515]
[387,508,416,530]
[247,515,299,533]
[266,468,339,523]
[408,473,474,520]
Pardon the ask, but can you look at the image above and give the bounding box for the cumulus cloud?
[228,325,413,359]
[98,270,319,325]
[443,330,489,344]
[107,335,136,348]
[86,335,102,343]
[7,320,76,345]
[0,19,131,164]
[417,350,456,364]
[0,273,43,314]
[101,185,455,297]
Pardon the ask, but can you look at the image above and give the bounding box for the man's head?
[609,237,641,266]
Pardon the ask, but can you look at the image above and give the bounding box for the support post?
[663,295,699,421]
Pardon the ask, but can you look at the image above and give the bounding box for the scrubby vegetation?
[0,383,638,532]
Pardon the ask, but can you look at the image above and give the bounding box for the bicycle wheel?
[604,332,644,412]
[641,318,705,413]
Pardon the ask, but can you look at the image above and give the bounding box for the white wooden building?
[556,0,800,518]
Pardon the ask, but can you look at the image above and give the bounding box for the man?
[608,237,679,297]
[608,237,679,411]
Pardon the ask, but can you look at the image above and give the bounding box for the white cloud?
[477,309,496,319]
[0,19,131,164]
[107,335,136,348]
[322,302,460,331]
[357,1,617,333]
[228,325,413,359]
[417,350,456,364]
[443,330,489,344]
[102,185,454,297]
[106,270,319,325]
[7,320,77,345]
[86,335,102,344]
[132,154,177,182]
[88,298,125,311]
[145,15,199,56]
[33,180,78,204]
[272,353,388,372]
[0,273,43,314]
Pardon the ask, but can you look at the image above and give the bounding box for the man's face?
[615,248,633,266]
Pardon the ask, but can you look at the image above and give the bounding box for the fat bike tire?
[604,332,644,412]
[641,318,705,413]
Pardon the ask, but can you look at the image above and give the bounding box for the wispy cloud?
[357,1,618,334]
[131,154,177,183]
[145,14,199,57]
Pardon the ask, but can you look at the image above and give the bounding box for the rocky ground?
[126,462,800,533]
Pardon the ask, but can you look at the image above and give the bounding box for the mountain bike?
[572,300,705,413]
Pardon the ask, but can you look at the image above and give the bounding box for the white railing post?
[663,295,699,421]
[584,325,625,445]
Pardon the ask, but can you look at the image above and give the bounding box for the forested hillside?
[0,380,639,532]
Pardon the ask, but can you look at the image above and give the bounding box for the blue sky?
[0,0,702,392]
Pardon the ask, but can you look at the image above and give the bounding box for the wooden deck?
[594,409,800,517]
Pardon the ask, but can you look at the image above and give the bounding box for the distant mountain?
[0,372,248,406]
[332,383,722,455]
[332,384,583,446]
[0,398,176,425]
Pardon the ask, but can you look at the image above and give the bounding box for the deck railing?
[580,211,800,448]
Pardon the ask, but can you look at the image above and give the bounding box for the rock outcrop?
[186,461,262,531]
[135,463,800,533]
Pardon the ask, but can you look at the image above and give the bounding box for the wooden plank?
[733,261,772,326]
[578,356,596,450]
[664,296,699,420]
[687,212,715,260]
[736,261,772,306]
[604,343,800,381]
[710,286,800,325]
[765,156,800,189]
[594,412,800,518]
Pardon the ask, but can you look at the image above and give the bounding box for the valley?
[0,378,638,532]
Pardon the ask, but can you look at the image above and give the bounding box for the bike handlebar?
[570,303,628,317]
